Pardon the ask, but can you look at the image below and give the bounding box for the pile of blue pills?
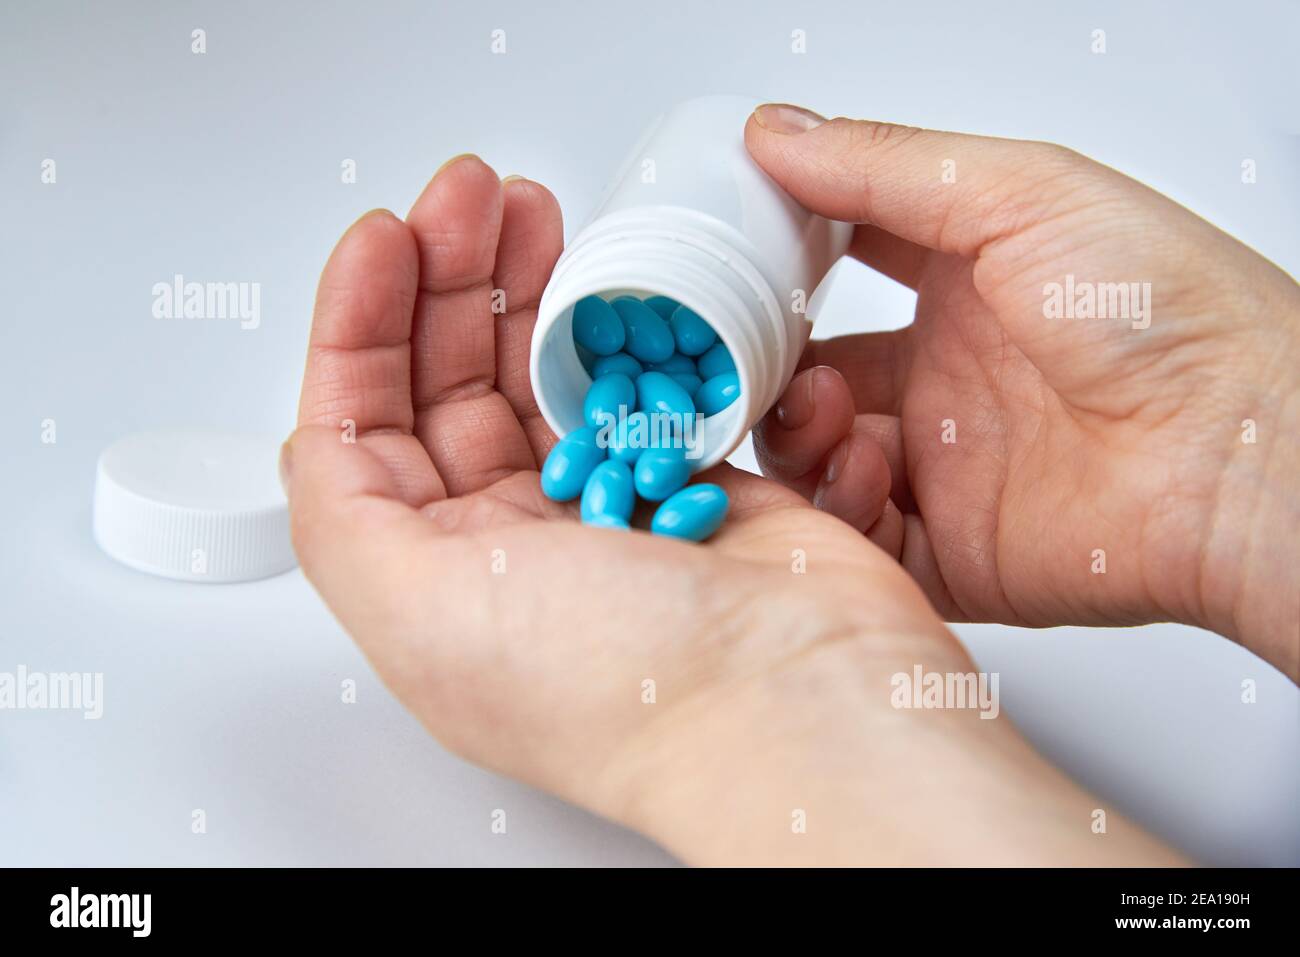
[540,294,740,541]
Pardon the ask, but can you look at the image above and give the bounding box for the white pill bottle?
[530,95,852,469]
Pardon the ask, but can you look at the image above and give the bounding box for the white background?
[2,0,1296,866]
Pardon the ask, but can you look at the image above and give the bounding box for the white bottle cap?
[92,429,297,583]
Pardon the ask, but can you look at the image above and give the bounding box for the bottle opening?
[532,289,752,472]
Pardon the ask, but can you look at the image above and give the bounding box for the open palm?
[285,155,958,850]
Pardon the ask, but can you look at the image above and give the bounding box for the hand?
[746,104,1300,679]
[284,156,1179,864]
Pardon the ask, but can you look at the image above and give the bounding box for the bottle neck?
[532,208,789,470]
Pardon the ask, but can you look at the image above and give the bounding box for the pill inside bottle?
[530,95,851,538]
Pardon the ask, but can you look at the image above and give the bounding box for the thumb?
[744,103,1108,257]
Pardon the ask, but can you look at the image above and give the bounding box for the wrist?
[601,624,1182,865]
[1195,312,1300,680]
[1205,388,1300,680]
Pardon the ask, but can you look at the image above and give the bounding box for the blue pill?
[636,371,696,418]
[583,373,636,429]
[575,342,596,372]
[695,371,740,416]
[612,298,675,364]
[634,446,691,502]
[540,426,607,502]
[696,340,735,379]
[651,483,730,541]
[669,305,717,356]
[581,459,635,524]
[669,372,703,396]
[591,352,643,379]
[572,296,625,356]
[584,513,630,531]
[643,295,680,320]
[648,352,696,375]
[606,410,647,464]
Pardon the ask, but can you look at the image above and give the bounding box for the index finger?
[298,208,445,506]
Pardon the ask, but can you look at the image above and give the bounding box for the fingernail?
[813,442,849,512]
[436,152,479,176]
[353,208,393,226]
[501,174,527,185]
[278,441,292,499]
[753,103,827,134]
[774,367,822,430]
[824,440,848,485]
